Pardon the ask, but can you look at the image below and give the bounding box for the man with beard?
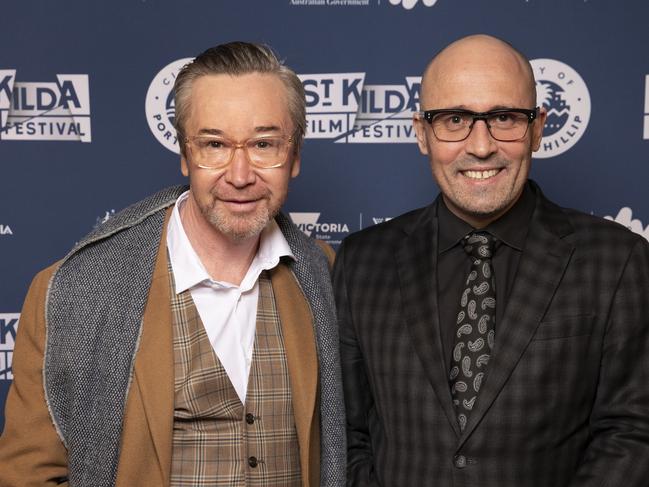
[334,34,649,486]
[0,42,345,487]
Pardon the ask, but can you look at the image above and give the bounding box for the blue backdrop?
[1,0,648,432]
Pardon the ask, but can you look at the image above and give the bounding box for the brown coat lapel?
[271,263,320,487]
[115,210,174,486]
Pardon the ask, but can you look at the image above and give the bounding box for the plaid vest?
[169,269,302,486]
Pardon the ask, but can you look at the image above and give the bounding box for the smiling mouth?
[461,168,501,180]
[225,199,258,204]
[222,198,262,210]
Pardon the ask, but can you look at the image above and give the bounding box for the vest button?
[248,456,258,468]
[246,413,255,424]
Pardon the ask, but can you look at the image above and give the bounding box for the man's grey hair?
[173,41,306,157]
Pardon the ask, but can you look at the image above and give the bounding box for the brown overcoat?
[0,214,334,486]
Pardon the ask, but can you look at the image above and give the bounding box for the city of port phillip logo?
[531,59,590,158]
[145,58,193,154]
[0,70,91,142]
[299,73,421,143]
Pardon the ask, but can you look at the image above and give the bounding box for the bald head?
[420,34,537,109]
[412,34,546,228]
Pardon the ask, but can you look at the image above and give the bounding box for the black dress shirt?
[436,183,536,369]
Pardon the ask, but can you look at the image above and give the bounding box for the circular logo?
[145,57,193,154]
[531,58,590,159]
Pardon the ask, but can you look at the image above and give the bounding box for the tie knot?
[463,231,497,259]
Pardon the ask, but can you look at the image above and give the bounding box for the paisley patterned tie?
[449,231,497,432]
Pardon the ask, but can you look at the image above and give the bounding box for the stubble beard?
[441,156,522,222]
[201,196,280,243]
[453,184,510,219]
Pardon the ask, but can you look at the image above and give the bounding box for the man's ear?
[290,151,301,178]
[413,115,430,155]
[181,156,189,177]
[531,106,547,152]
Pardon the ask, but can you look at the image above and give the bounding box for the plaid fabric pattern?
[246,273,302,486]
[170,268,301,486]
[335,181,649,487]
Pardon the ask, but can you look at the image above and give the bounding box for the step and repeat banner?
[1,0,648,431]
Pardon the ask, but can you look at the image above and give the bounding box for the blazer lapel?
[396,205,461,437]
[130,210,175,481]
[271,262,319,487]
[458,189,575,445]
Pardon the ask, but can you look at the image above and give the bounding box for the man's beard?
[201,197,279,242]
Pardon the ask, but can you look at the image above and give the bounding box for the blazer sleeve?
[570,237,649,486]
[0,265,69,486]
[333,242,381,487]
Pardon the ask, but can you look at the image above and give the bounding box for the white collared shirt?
[166,191,294,404]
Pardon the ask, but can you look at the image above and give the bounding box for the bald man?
[334,35,649,486]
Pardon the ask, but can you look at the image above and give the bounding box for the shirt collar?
[437,182,536,253]
[436,196,474,253]
[484,182,535,251]
[166,191,295,294]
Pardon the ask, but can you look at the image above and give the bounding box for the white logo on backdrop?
[145,58,193,154]
[289,212,350,245]
[604,207,649,241]
[531,59,590,158]
[0,70,91,142]
[372,217,393,225]
[289,0,372,6]
[389,0,437,9]
[299,73,420,143]
[0,313,19,381]
[0,224,13,236]
[290,0,441,7]
[289,212,321,237]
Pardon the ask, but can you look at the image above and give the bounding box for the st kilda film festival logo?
[0,314,19,381]
[531,59,591,158]
[299,73,421,143]
[0,70,91,142]
[145,58,193,154]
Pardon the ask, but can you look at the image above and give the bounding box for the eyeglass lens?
[432,111,531,142]
[191,136,290,168]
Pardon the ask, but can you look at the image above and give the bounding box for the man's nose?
[464,119,498,159]
[224,147,256,187]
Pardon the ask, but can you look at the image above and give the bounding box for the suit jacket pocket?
[533,314,595,341]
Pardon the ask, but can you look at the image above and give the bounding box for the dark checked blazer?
[334,180,649,487]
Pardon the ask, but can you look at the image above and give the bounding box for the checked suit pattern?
[335,183,649,486]
[449,231,497,432]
